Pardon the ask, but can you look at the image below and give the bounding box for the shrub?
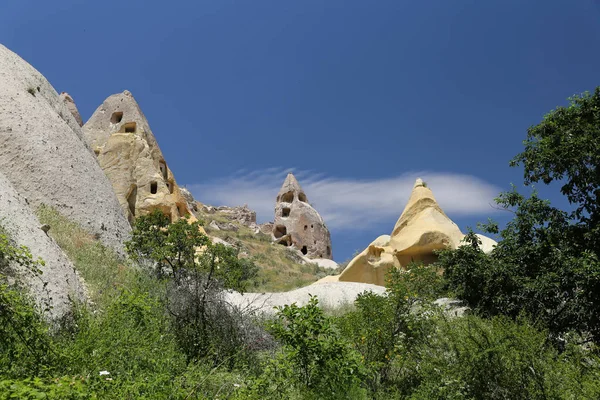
[126,210,259,364]
[0,226,57,378]
[248,296,366,399]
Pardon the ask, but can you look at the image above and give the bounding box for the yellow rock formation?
[321,178,496,286]
[83,91,201,231]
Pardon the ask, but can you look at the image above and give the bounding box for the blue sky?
[2,1,600,261]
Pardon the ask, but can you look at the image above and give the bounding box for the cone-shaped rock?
[336,178,496,286]
[59,92,83,126]
[272,173,332,259]
[0,44,131,254]
[83,91,194,224]
[389,178,464,265]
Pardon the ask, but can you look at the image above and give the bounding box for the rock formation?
[0,44,131,254]
[0,170,86,319]
[323,179,496,286]
[59,92,83,126]
[83,91,195,224]
[272,173,333,259]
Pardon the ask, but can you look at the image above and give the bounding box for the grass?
[36,205,135,305]
[205,221,337,292]
[37,203,334,295]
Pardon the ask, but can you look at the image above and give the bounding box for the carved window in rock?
[301,246,308,255]
[110,111,123,124]
[159,161,168,180]
[304,225,308,231]
[178,203,187,218]
[274,225,287,239]
[120,122,136,133]
[326,246,331,257]
[166,181,174,194]
[150,181,158,194]
[282,207,291,218]
[298,192,307,202]
[281,191,294,203]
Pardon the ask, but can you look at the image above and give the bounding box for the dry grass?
[200,214,337,292]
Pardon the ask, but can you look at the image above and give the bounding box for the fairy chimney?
[272,173,333,259]
[82,91,194,225]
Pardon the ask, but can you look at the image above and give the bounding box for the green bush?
[337,263,445,393]
[408,315,600,399]
[247,296,366,399]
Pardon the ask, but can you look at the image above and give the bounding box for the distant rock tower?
[59,92,83,126]
[83,90,193,224]
[272,173,333,260]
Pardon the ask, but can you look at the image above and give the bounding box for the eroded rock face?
[215,205,256,227]
[0,171,86,319]
[331,179,497,286]
[0,44,131,254]
[272,173,332,259]
[59,92,83,126]
[83,91,194,224]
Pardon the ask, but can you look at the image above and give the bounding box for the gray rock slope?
[0,171,86,318]
[0,44,131,253]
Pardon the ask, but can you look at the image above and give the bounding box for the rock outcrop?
[324,179,497,286]
[0,44,131,254]
[0,171,86,319]
[83,91,194,224]
[272,173,332,259]
[59,92,83,126]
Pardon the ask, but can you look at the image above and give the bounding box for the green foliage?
[439,88,600,344]
[126,210,259,363]
[338,263,445,393]
[407,315,600,400]
[512,87,600,235]
[0,376,90,400]
[37,205,130,305]
[0,227,57,378]
[248,297,366,399]
[58,288,187,398]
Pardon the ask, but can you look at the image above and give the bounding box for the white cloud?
[185,169,501,231]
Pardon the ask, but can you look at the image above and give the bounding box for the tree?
[440,88,600,344]
[511,87,600,252]
[126,210,258,362]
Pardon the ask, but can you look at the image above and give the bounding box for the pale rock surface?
[272,173,333,259]
[83,91,196,225]
[224,282,385,315]
[303,257,339,270]
[333,179,497,286]
[433,298,470,318]
[179,187,199,212]
[259,222,274,235]
[0,44,131,254]
[0,171,86,319]
[215,205,256,227]
[59,92,83,126]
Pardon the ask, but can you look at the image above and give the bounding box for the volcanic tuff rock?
[322,178,497,286]
[83,91,195,224]
[59,92,83,126]
[0,171,86,319]
[0,44,131,254]
[272,173,332,259]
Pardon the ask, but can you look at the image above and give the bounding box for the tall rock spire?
[83,90,194,224]
[272,173,332,259]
